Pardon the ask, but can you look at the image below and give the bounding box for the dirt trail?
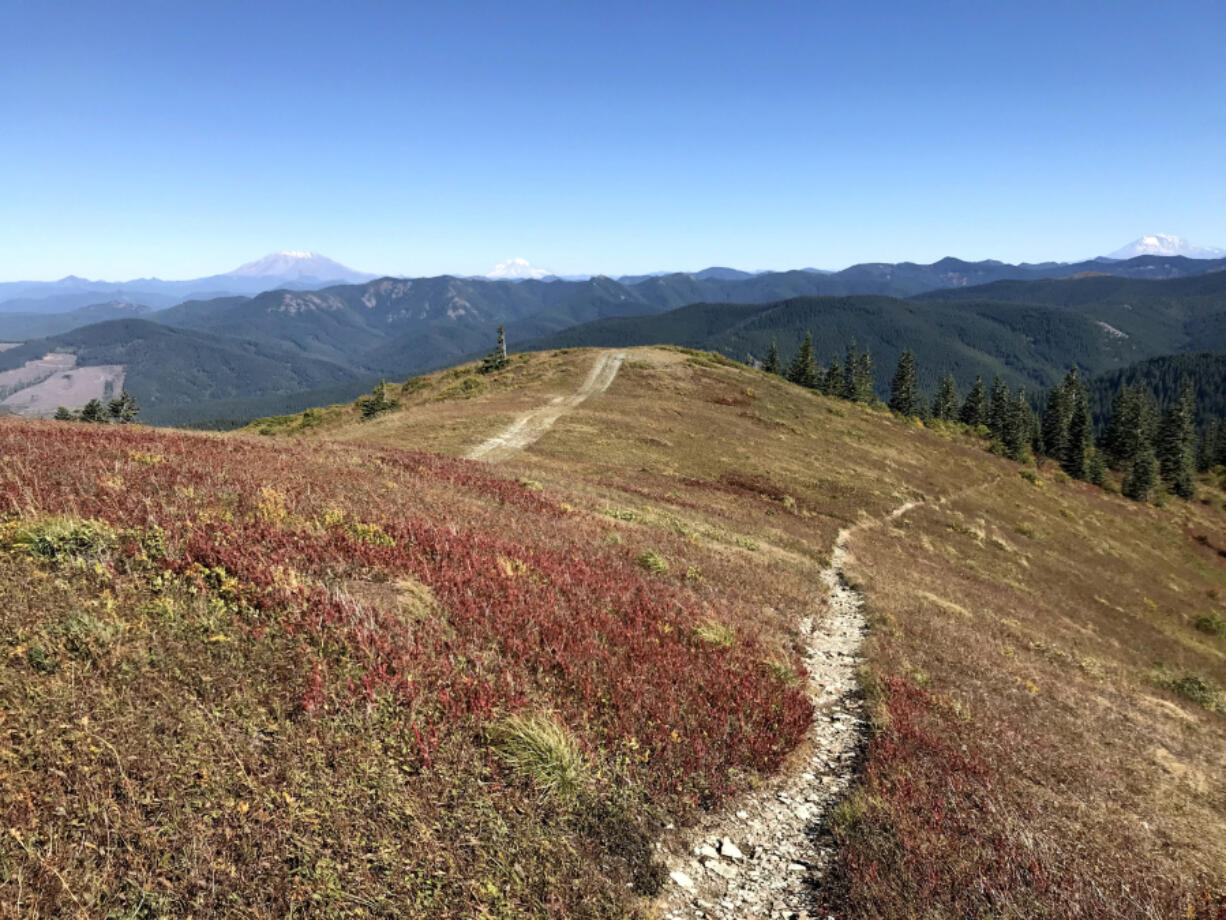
[659,499,921,920]
[465,350,627,461]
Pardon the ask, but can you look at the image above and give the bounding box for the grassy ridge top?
[3,346,1225,917]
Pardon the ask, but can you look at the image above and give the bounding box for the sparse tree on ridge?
[785,332,819,389]
[960,376,987,427]
[933,373,959,421]
[480,326,510,374]
[763,340,781,375]
[888,350,920,417]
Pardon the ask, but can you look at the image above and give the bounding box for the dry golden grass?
[5,345,1224,917]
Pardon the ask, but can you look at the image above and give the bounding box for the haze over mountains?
[1,238,1225,427]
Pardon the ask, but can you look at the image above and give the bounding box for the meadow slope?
[2,346,1224,918]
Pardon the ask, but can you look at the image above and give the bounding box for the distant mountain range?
[2,246,1226,427]
[0,251,376,314]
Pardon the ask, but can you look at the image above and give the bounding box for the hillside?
[1088,351,1226,427]
[5,347,1221,917]
[7,262,1226,427]
[517,294,1145,394]
[0,319,360,422]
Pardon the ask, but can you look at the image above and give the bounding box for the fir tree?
[987,376,1010,439]
[53,406,74,421]
[1123,443,1157,502]
[842,343,874,403]
[1103,385,1157,469]
[1063,386,1092,480]
[960,376,986,427]
[888,350,919,417]
[1156,381,1196,499]
[1088,449,1107,486]
[80,399,106,423]
[932,373,958,421]
[821,359,843,397]
[479,326,510,374]
[1003,387,1032,461]
[785,333,819,388]
[763,340,781,375]
[107,390,140,424]
[1041,381,1070,458]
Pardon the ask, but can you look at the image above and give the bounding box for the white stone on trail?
[656,500,921,919]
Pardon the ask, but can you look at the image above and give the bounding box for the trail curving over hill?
[465,350,626,461]
[660,499,921,920]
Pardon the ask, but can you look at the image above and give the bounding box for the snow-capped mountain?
[1106,234,1226,260]
[487,258,553,280]
[228,251,376,283]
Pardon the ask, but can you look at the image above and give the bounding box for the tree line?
[764,335,1208,504]
[52,391,140,425]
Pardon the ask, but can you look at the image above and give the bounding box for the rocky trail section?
[465,350,626,462]
[659,501,919,920]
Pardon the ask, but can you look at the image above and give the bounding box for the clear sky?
[3,0,1224,280]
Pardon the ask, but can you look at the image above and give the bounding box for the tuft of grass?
[637,549,669,574]
[1194,613,1226,637]
[695,621,735,647]
[1162,671,1221,710]
[492,713,590,800]
[7,517,116,562]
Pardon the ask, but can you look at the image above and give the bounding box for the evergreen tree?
[987,376,1011,439]
[846,344,874,403]
[1123,443,1157,502]
[53,406,74,421]
[841,342,859,400]
[821,359,843,397]
[1040,382,1070,458]
[1088,449,1107,486]
[888,350,920,417]
[1063,386,1093,480]
[1003,387,1032,460]
[1213,421,1226,469]
[357,381,400,419]
[932,373,959,421]
[1103,385,1157,470]
[107,390,140,424]
[960,376,986,427]
[1156,381,1196,499]
[763,340,781,375]
[785,333,819,388]
[1197,421,1218,473]
[80,399,106,423]
[479,326,510,374]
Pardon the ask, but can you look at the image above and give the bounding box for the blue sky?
[2,0,1224,280]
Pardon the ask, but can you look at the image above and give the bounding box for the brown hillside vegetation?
[2,346,1224,918]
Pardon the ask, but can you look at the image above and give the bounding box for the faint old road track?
[466,350,627,461]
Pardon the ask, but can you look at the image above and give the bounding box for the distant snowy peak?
[1106,234,1226,260]
[487,258,553,280]
[228,251,376,282]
